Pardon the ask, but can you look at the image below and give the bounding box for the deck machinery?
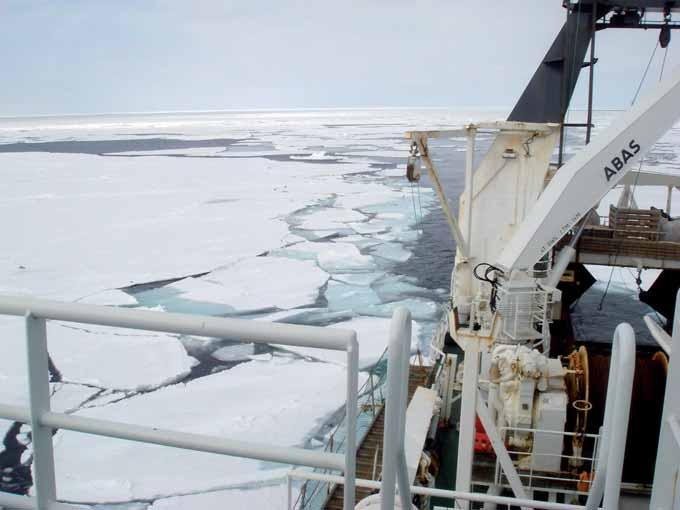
[404,1,680,507]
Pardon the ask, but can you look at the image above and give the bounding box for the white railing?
[293,348,388,510]
[494,427,601,496]
[290,318,637,510]
[584,323,636,510]
[287,470,600,510]
[650,289,680,509]
[0,294,640,510]
[0,295,360,510]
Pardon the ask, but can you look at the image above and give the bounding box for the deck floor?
[322,365,432,510]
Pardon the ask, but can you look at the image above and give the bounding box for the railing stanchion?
[380,307,412,510]
[343,334,358,510]
[26,313,57,510]
[287,474,292,510]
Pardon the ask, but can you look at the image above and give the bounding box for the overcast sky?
[1,1,678,116]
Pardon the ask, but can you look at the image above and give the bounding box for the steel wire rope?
[598,39,663,310]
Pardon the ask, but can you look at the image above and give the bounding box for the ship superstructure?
[401,1,680,508]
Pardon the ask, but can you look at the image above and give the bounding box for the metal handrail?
[379,307,413,510]
[494,426,601,495]
[585,322,636,510]
[293,345,390,510]
[0,295,360,510]
[287,470,604,510]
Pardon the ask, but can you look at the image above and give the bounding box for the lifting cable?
[598,39,664,310]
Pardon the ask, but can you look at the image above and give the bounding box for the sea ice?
[49,358,355,503]
[273,240,336,261]
[331,273,384,286]
[362,298,439,321]
[371,242,412,263]
[333,186,404,210]
[211,343,255,362]
[316,244,375,272]
[349,220,389,235]
[0,316,34,409]
[296,208,366,231]
[333,234,382,249]
[253,308,326,323]
[168,256,328,311]
[150,482,293,510]
[77,290,138,306]
[47,322,194,391]
[325,281,382,313]
[51,383,100,413]
[0,152,373,302]
[275,316,421,369]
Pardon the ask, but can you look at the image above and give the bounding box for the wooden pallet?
[579,236,680,259]
[322,365,432,510]
[609,205,662,240]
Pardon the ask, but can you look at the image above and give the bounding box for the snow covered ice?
[276,316,422,369]
[167,256,328,312]
[0,108,469,506]
[49,357,359,503]
[46,322,195,391]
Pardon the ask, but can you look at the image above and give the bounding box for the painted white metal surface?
[644,314,672,355]
[0,295,359,510]
[287,470,601,510]
[650,290,680,510]
[379,307,414,510]
[621,170,680,187]
[498,64,680,271]
[476,393,530,504]
[585,323,637,510]
[404,386,437,483]
[455,340,480,509]
[25,315,57,510]
[454,125,558,301]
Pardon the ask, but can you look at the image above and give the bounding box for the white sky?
[1,1,679,116]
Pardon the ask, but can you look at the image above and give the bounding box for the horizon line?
[0,105,628,121]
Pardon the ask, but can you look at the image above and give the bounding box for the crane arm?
[497,64,680,272]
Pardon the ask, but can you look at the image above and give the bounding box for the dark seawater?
[0,138,242,154]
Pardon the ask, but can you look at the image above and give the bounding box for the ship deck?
[322,364,432,510]
[557,229,680,269]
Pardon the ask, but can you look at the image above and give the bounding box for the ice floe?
[276,316,421,369]
[325,281,382,313]
[211,343,255,362]
[77,290,138,306]
[371,242,412,263]
[331,272,384,286]
[50,358,357,503]
[51,383,100,413]
[296,208,366,231]
[150,482,293,510]
[47,322,194,391]
[168,256,328,311]
[316,244,375,273]
[362,298,439,321]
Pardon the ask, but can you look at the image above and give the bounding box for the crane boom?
[497,64,680,272]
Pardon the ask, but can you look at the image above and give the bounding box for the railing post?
[287,474,292,510]
[651,289,680,509]
[380,307,412,510]
[26,313,57,510]
[369,375,376,417]
[585,322,636,510]
[344,333,358,510]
